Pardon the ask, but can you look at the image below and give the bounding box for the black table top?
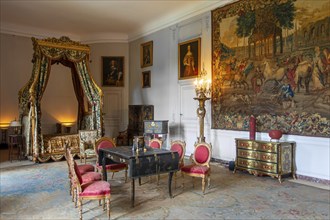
[100,146,176,160]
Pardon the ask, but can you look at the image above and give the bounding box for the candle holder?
[194,64,211,143]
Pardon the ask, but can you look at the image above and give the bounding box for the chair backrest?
[78,130,98,151]
[65,145,82,188]
[65,145,76,172]
[170,140,186,163]
[192,142,212,167]
[64,144,72,176]
[73,160,83,185]
[65,145,82,187]
[95,137,116,153]
[79,130,98,142]
[149,138,162,149]
[94,137,116,163]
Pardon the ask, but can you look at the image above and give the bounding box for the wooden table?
[99,146,179,207]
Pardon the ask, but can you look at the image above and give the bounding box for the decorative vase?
[249,115,256,140]
[268,130,283,141]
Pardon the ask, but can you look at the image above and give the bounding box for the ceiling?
[0,0,230,43]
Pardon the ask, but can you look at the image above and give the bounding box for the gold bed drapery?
[18,36,103,162]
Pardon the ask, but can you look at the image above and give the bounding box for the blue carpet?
[0,160,329,220]
[1,163,67,196]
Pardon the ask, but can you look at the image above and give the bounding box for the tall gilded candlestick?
[194,64,211,143]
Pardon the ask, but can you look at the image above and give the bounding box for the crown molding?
[128,0,232,42]
[1,1,233,43]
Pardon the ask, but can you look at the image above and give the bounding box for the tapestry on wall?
[211,0,329,137]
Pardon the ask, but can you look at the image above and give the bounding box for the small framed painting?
[178,38,201,80]
[102,56,124,87]
[142,71,151,88]
[140,41,153,68]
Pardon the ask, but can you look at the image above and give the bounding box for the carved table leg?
[168,172,174,198]
[131,178,135,208]
[102,157,107,181]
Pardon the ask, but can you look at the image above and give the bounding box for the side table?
[8,134,23,162]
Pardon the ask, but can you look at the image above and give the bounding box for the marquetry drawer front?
[237,158,278,173]
[236,140,253,150]
[237,139,278,153]
[254,142,278,153]
[237,149,277,163]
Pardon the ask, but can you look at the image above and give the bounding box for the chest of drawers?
[234,138,296,183]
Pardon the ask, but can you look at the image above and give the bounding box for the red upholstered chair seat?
[72,160,111,219]
[80,181,111,197]
[181,164,210,174]
[81,172,102,183]
[66,145,111,219]
[78,164,95,175]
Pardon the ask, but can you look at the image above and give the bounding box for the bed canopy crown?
[18,36,103,162]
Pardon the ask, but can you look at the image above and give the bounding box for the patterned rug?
[0,159,329,220]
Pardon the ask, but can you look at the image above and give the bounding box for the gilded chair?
[71,160,111,220]
[94,137,128,182]
[65,146,101,206]
[79,130,98,164]
[149,138,162,149]
[181,142,212,194]
[170,140,186,188]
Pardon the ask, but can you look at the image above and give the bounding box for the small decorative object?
[249,115,256,140]
[269,130,283,142]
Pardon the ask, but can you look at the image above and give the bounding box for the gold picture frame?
[142,71,151,88]
[178,38,201,80]
[140,41,153,68]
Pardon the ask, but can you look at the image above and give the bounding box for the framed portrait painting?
[102,56,124,87]
[140,41,153,68]
[142,71,151,88]
[178,38,201,80]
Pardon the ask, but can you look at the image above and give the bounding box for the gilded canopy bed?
[18,36,104,162]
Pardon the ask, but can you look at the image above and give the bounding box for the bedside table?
[8,134,24,162]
